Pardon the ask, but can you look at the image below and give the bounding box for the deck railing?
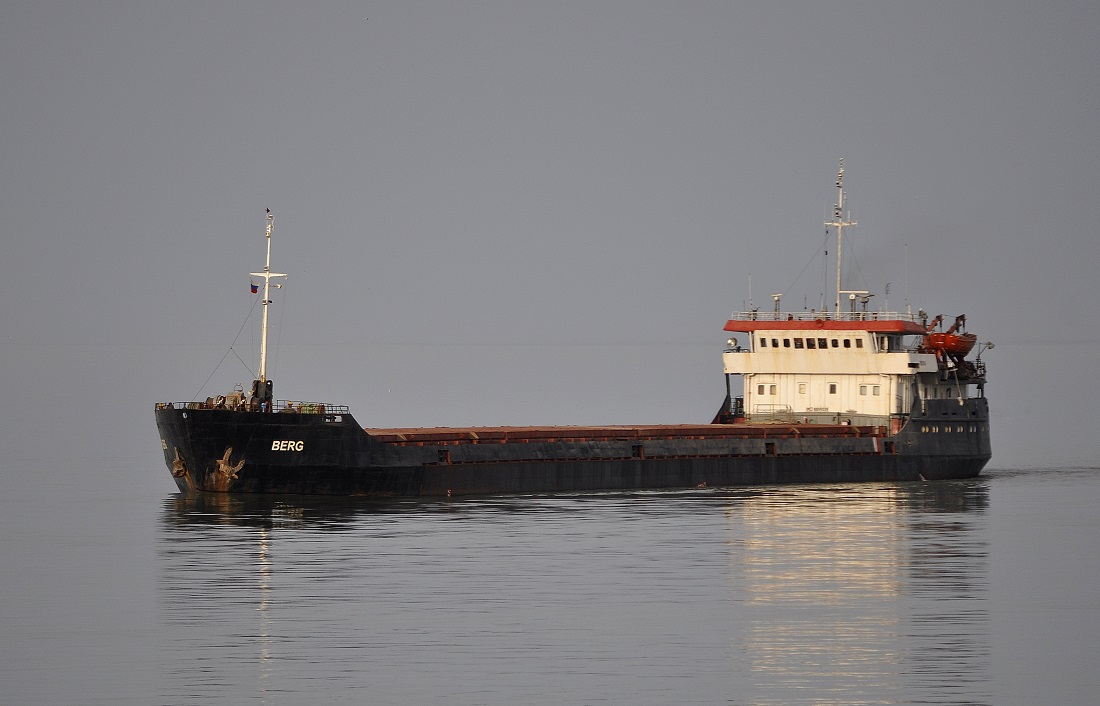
[156,400,350,415]
[729,310,924,324]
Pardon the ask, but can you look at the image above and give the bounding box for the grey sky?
[2,2,1098,471]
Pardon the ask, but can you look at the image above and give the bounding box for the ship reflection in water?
[727,482,989,704]
[158,480,990,705]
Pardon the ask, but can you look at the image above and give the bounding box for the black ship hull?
[155,397,991,497]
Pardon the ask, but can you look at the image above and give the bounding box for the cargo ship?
[155,163,992,496]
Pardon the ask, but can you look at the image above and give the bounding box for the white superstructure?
[720,163,989,430]
[723,321,948,426]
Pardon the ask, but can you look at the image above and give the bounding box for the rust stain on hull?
[170,447,194,493]
[207,447,245,492]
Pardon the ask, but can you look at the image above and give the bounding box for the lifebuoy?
[815,319,824,328]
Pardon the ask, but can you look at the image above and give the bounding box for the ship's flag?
[251,282,259,293]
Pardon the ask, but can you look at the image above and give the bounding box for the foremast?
[249,210,286,408]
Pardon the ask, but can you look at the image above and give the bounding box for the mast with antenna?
[824,159,856,316]
[249,209,287,407]
[904,242,911,315]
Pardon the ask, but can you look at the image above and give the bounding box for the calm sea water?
[3,466,1099,705]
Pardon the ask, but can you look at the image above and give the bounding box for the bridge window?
[843,339,851,348]
[806,338,816,349]
[772,338,779,347]
[794,338,804,349]
[783,338,791,348]
[757,384,765,395]
[759,337,767,348]
[855,339,864,348]
[831,339,839,348]
[860,385,868,395]
[829,383,838,394]
[873,385,881,396]
[818,338,828,349]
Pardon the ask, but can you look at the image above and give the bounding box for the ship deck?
[364,423,884,445]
